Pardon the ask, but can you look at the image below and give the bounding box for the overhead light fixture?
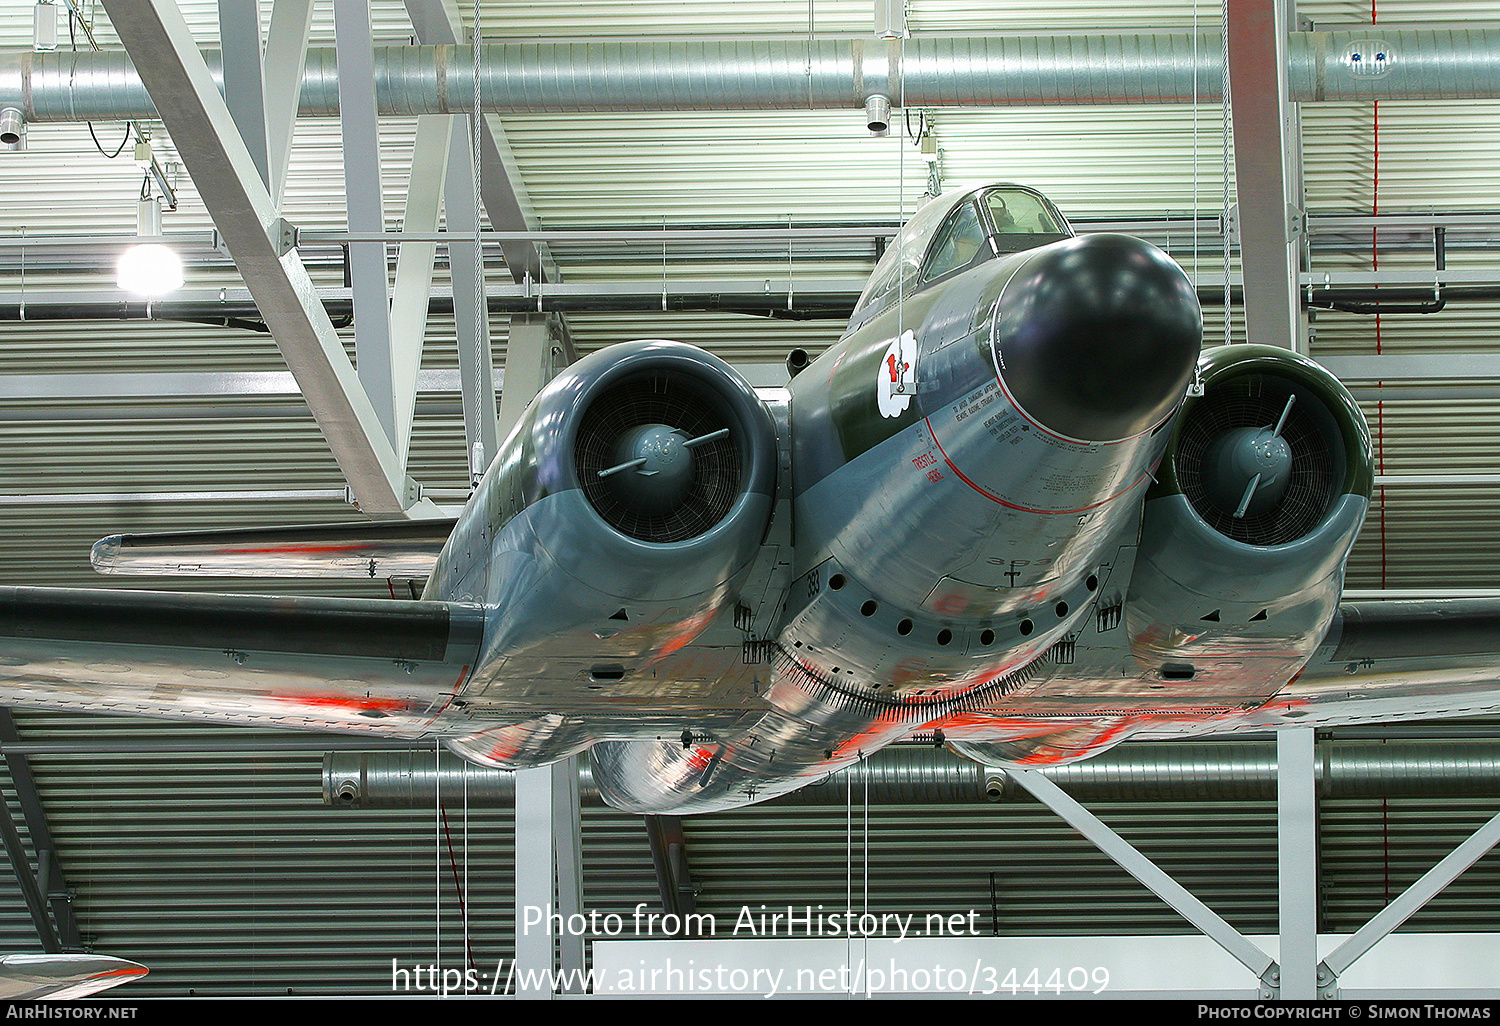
[116,195,183,296]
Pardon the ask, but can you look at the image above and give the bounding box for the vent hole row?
[825,569,1090,648]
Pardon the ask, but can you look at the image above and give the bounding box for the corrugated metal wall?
[0,0,1491,997]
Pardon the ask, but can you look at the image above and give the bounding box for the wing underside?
[1146,599,1500,737]
[1278,599,1500,722]
[0,586,484,735]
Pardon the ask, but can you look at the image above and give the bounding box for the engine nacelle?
[1126,345,1372,675]
[525,338,778,604]
[431,339,779,686]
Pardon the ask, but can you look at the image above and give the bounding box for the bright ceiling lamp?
[116,195,182,296]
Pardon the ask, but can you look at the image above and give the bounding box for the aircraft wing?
[1130,598,1500,739]
[90,519,457,578]
[1269,598,1500,725]
[0,586,484,734]
[0,954,147,1000]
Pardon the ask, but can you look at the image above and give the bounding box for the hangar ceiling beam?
[1226,0,1302,352]
[402,0,575,363]
[216,0,267,190]
[96,0,413,517]
[262,0,314,209]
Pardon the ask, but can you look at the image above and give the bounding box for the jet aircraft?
[6,182,1497,814]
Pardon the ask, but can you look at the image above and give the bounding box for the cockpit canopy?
[850,184,1073,329]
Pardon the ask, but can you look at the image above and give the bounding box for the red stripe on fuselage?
[922,416,1148,516]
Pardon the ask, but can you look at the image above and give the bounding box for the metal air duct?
[324,740,1500,807]
[4,30,1500,124]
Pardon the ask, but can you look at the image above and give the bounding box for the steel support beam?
[216,0,268,190]
[334,0,397,448]
[262,0,314,209]
[1277,728,1320,1000]
[497,315,559,442]
[446,119,497,482]
[401,0,563,290]
[389,115,457,468]
[1323,803,1500,987]
[644,815,700,935]
[1227,0,1301,351]
[0,781,58,953]
[402,0,578,409]
[1004,767,1275,985]
[1317,354,1500,381]
[98,0,410,516]
[0,711,76,951]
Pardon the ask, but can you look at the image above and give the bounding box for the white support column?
[99,0,409,516]
[1277,727,1320,1000]
[498,315,558,441]
[262,0,314,210]
[552,757,586,993]
[390,114,458,469]
[333,0,396,446]
[217,0,267,190]
[1227,0,1302,351]
[513,766,554,999]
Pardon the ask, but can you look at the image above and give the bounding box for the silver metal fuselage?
[426,186,1208,811]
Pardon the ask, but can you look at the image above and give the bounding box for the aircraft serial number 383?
[6,183,1495,814]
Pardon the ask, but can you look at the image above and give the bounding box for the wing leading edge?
[0,586,484,735]
[90,518,457,578]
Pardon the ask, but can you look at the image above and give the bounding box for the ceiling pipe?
[2,282,1496,326]
[324,740,1500,808]
[5,29,1500,124]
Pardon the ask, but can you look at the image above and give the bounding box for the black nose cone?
[991,233,1202,442]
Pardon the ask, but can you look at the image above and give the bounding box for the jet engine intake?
[1126,345,1372,670]
[458,338,779,637]
[552,340,778,582]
